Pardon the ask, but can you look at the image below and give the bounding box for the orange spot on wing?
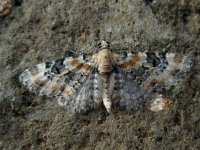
[35,79,48,87]
[121,54,141,69]
[169,54,183,76]
[169,69,180,76]
[82,63,93,72]
[174,54,182,64]
[143,78,165,91]
[69,59,85,70]
[29,66,40,76]
[69,59,93,72]
[51,84,65,93]
[75,63,84,70]
[69,59,82,67]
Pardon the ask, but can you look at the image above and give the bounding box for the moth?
[19,41,192,113]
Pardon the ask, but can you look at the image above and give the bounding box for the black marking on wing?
[146,52,161,67]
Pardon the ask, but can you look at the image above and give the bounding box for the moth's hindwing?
[57,69,103,112]
[111,67,148,111]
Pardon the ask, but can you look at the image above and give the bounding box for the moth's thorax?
[96,48,114,74]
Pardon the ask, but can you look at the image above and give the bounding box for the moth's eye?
[123,52,128,57]
[98,42,101,48]
[82,54,86,60]
[107,42,110,47]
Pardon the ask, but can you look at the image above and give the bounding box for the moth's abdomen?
[103,97,112,113]
[102,75,112,113]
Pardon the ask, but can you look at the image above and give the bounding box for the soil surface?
[0,0,199,149]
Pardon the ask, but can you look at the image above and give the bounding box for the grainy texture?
[0,0,199,149]
[0,0,12,16]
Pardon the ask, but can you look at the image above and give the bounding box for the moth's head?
[98,40,110,49]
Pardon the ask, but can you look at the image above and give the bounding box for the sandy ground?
[0,0,199,149]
